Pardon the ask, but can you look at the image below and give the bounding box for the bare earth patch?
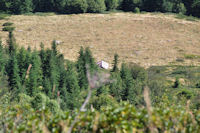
[0,13,200,68]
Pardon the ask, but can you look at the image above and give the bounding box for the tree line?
[0,0,200,17]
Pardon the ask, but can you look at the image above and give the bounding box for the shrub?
[2,26,15,32]
[65,0,88,14]
[105,0,119,11]
[31,93,47,110]
[176,88,194,99]
[3,22,13,26]
[173,2,187,14]
[162,1,173,12]
[87,0,106,13]
[173,77,180,88]
[134,7,140,13]
[46,99,60,113]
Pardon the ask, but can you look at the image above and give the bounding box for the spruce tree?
[17,47,28,84]
[8,54,21,93]
[77,47,88,89]
[27,50,43,96]
[120,63,133,101]
[66,63,80,93]
[112,53,119,72]
[46,50,60,98]
[51,40,58,56]
[85,47,97,70]
[64,63,81,110]
[7,32,17,55]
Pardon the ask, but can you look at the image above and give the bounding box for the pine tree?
[112,53,119,72]
[8,54,22,93]
[27,50,43,96]
[7,32,17,55]
[85,47,97,70]
[66,63,80,93]
[120,63,133,101]
[77,47,88,89]
[51,40,58,56]
[64,63,81,110]
[17,47,29,85]
[109,72,123,101]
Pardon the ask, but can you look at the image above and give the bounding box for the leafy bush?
[87,0,106,13]
[65,0,88,14]
[162,1,173,12]
[31,93,47,110]
[105,0,119,11]
[2,22,13,26]
[173,2,187,14]
[134,7,140,13]
[46,99,61,113]
[2,26,15,32]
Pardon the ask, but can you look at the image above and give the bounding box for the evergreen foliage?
[7,32,17,55]
[7,54,21,93]
[112,53,119,72]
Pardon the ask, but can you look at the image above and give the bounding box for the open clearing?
[0,13,200,67]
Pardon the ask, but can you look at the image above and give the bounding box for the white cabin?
[97,61,109,69]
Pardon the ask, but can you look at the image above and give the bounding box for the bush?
[2,22,13,26]
[162,1,173,12]
[134,7,140,13]
[173,2,186,14]
[65,0,88,14]
[2,26,15,32]
[87,0,106,13]
[46,99,60,113]
[173,77,180,88]
[31,93,47,110]
[105,0,119,11]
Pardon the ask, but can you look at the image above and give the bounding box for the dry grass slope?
[0,13,200,67]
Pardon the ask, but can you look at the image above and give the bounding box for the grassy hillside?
[0,12,200,68]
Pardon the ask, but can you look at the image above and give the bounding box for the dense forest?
[0,29,200,132]
[0,0,200,17]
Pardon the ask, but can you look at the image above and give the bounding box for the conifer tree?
[8,54,21,93]
[51,40,58,56]
[7,32,17,55]
[77,47,88,89]
[85,47,97,70]
[17,47,29,84]
[66,63,80,93]
[64,63,81,109]
[50,52,59,94]
[112,53,119,72]
[109,72,123,101]
[120,63,133,100]
[27,50,43,96]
